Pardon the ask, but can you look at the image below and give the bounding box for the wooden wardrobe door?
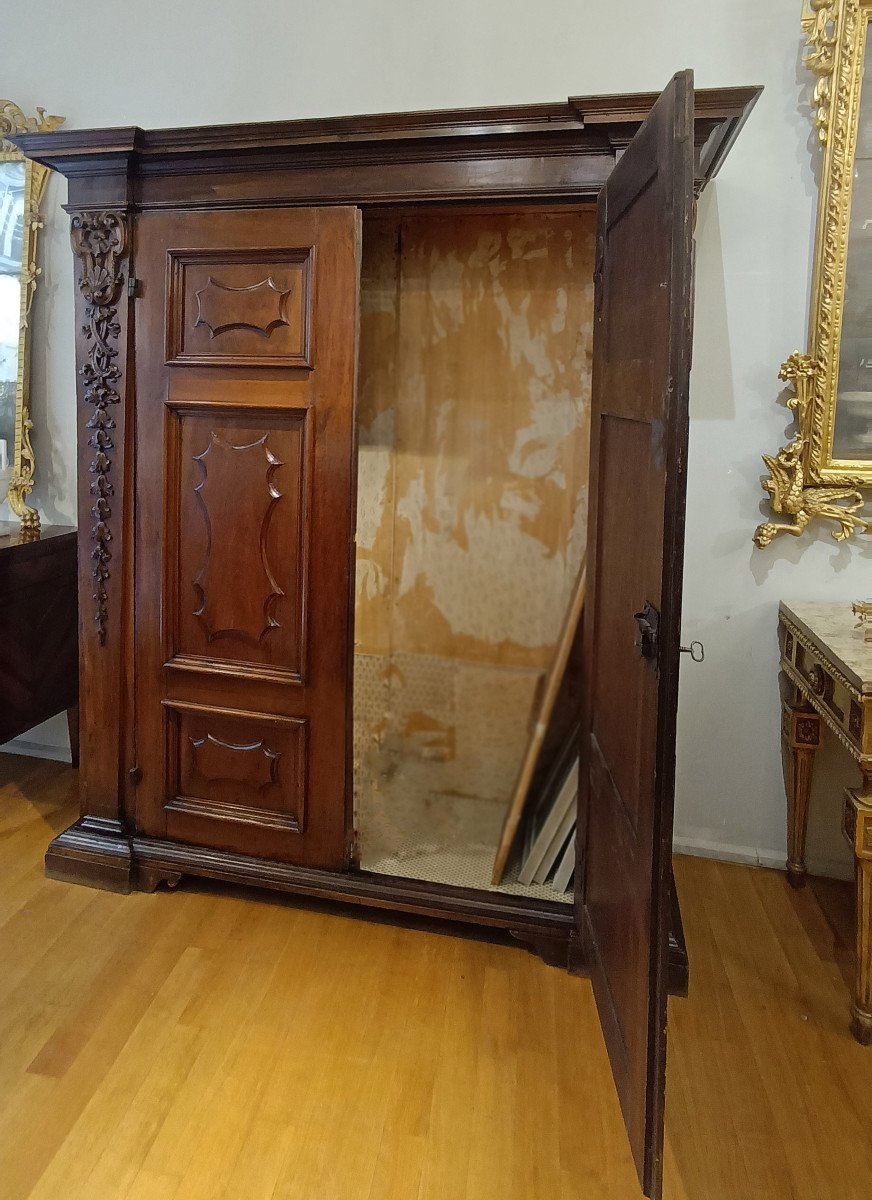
[578,73,694,1200]
[133,207,360,870]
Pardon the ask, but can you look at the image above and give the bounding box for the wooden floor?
[1,756,871,1199]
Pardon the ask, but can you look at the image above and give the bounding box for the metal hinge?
[127,275,140,300]
[346,827,360,869]
[593,233,605,318]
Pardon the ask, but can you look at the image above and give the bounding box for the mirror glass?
[834,22,872,460]
[0,158,25,482]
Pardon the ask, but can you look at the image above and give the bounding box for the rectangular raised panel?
[164,702,307,835]
[165,404,310,682]
[166,248,313,367]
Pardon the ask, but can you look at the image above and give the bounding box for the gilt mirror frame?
[756,0,872,547]
[0,100,63,533]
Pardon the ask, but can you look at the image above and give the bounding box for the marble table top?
[780,601,872,694]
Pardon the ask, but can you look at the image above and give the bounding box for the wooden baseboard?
[1,737,73,763]
[673,835,854,884]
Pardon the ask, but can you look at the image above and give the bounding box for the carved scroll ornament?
[190,733,281,791]
[1,101,64,532]
[755,0,872,546]
[0,101,63,151]
[194,275,293,339]
[754,352,870,545]
[70,211,128,644]
[802,0,840,142]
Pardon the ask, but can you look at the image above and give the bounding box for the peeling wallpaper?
[356,210,595,668]
[354,210,595,866]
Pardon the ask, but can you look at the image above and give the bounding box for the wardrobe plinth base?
[45,818,133,894]
[42,830,694,994]
[510,929,572,968]
[43,826,601,972]
[129,834,578,938]
[135,865,183,894]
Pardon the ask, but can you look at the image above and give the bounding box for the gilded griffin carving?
[754,353,871,546]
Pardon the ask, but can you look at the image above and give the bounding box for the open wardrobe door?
[578,72,695,1200]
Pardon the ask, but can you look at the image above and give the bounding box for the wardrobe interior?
[353,205,597,900]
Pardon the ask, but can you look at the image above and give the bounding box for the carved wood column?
[45,160,137,891]
[781,677,823,889]
[845,769,872,1045]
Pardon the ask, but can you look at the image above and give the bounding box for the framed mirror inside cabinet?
[755,0,872,546]
[0,100,63,534]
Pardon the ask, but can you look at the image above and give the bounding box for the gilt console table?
[779,601,872,1044]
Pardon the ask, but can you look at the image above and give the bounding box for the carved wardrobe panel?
[132,206,360,867]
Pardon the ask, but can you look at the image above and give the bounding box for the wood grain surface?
[579,73,695,1198]
[132,206,360,870]
[2,754,871,1200]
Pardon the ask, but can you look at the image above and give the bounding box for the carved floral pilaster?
[70,211,129,645]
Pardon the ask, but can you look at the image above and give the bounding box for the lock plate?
[634,601,660,663]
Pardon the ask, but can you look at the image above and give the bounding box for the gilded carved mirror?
[0,101,63,533]
[755,0,872,546]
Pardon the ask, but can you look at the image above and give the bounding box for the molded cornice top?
[14,87,760,186]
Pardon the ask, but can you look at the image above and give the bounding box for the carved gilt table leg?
[782,684,822,889]
[845,770,872,1046]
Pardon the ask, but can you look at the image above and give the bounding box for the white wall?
[3,0,869,877]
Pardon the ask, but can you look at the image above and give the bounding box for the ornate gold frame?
[0,101,63,532]
[755,0,872,546]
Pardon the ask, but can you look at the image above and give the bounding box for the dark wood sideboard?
[0,525,79,763]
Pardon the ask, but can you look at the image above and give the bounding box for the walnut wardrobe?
[18,73,759,1199]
